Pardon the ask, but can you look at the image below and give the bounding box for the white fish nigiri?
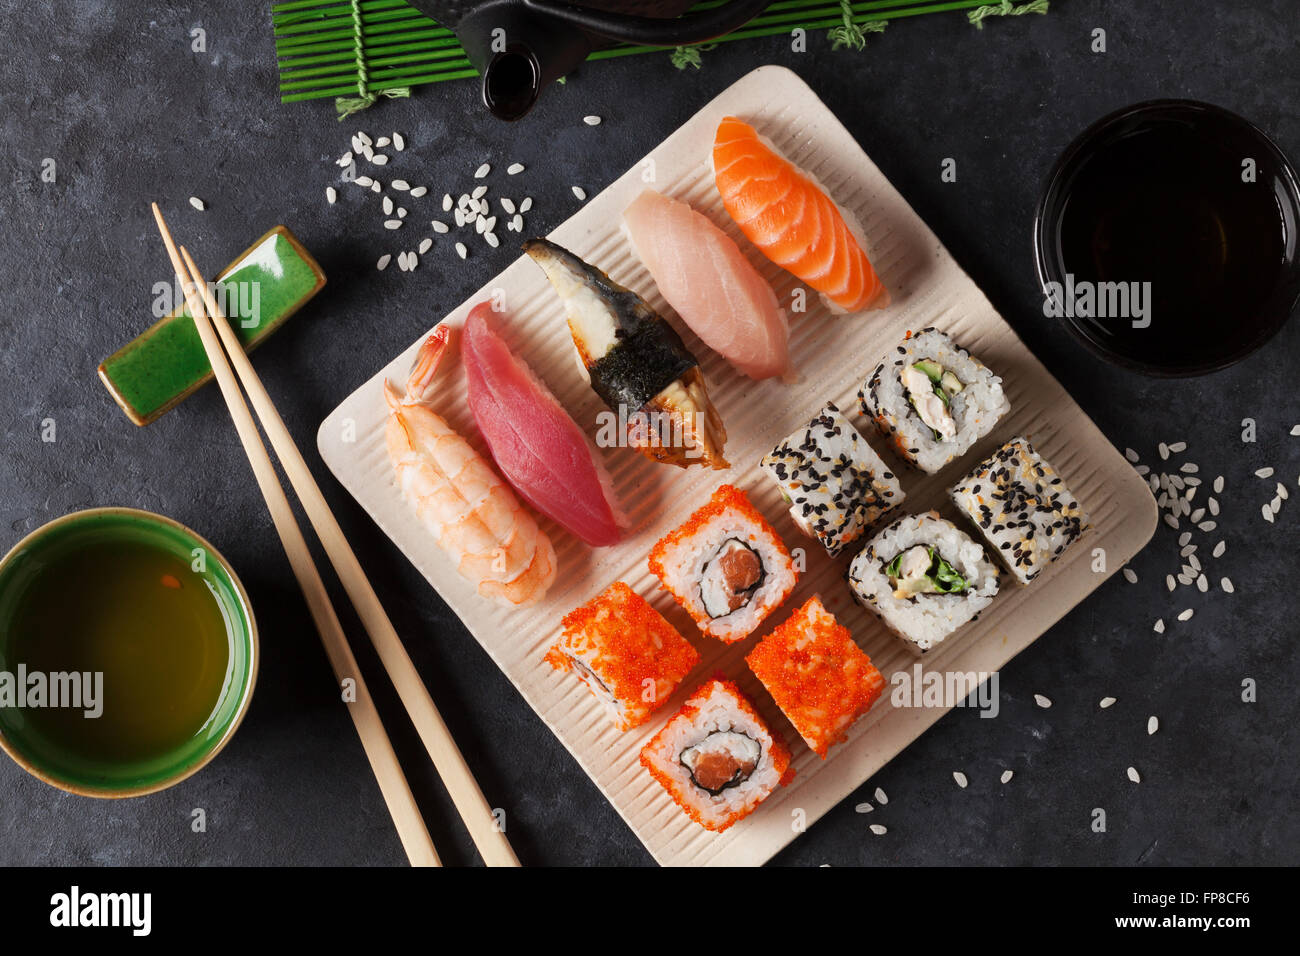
[623,189,790,381]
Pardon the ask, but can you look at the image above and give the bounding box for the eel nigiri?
[524,237,729,470]
[461,302,625,548]
[622,189,791,381]
[712,116,889,314]
[385,326,556,606]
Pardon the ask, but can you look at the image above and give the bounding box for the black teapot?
[407,0,774,119]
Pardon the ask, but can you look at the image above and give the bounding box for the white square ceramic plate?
[318,66,1157,866]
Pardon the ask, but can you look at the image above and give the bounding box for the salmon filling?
[680,731,762,794]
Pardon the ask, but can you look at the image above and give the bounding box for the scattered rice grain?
[572,185,587,200]
[384,219,402,229]
[1099,697,1117,708]
[1034,694,1051,709]
[1153,618,1165,634]
[376,253,391,271]
[474,163,491,178]
[410,186,428,198]
[953,772,968,789]
[326,187,336,204]
[1122,568,1137,584]
[455,242,467,259]
[1256,467,1274,478]
[507,163,525,175]
[1000,770,1014,784]
[418,238,432,254]
[1177,608,1194,621]
[1127,766,1141,783]
[1221,577,1234,594]
[869,824,887,835]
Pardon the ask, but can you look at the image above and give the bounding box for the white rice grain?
[383,196,394,215]
[1125,448,1139,463]
[375,136,390,148]
[472,185,488,199]
[356,175,373,187]
[474,163,491,178]
[1256,467,1275,478]
[572,185,587,200]
[337,151,353,167]
[371,154,389,165]
[1165,575,1175,592]
[511,213,523,231]
[507,163,525,175]
[485,232,499,248]
[1122,568,1138,584]
[356,131,372,146]
[376,253,391,271]
[189,196,205,211]
[953,771,968,789]
[1099,696,1117,708]
[1213,540,1226,558]
[1208,497,1219,516]
[391,179,410,191]
[874,787,888,804]
[1278,482,1290,500]
[1177,608,1194,621]
[854,802,873,814]
[384,219,402,229]
[392,132,405,151]
[1127,766,1141,783]
[455,242,467,259]
[431,220,449,234]
[1198,521,1216,532]
[1180,462,1198,473]
[583,115,602,126]
[1153,618,1164,634]
[418,238,432,254]
[1291,425,1300,436]
[1148,716,1158,735]
[1000,770,1014,784]
[1034,694,1052,709]
[1163,514,1179,530]
[1158,443,1170,460]
[371,181,381,193]
[443,194,453,211]
[326,187,336,204]
[1196,574,1208,592]
[520,196,533,212]
[398,208,407,218]
[1214,475,1225,493]
[1168,441,1187,453]
[410,186,428,198]
[1263,503,1275,523]
[500,197,516,214]
[1221,577,1234,594]
[869,824,887,835]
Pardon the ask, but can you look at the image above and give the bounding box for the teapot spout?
[455,2,594,120]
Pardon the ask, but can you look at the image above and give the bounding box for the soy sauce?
[1039,102,1299,374]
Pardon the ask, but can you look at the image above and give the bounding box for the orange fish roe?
[547,582,699,731]
[745,596,884,758]
[648,484,797,643]
[640,678,793,832]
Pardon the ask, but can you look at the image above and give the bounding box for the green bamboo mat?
[272,0,1049,113]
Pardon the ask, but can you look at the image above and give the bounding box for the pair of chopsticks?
[151,203,518,868]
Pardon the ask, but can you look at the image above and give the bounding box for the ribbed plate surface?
[317,66,1157,866]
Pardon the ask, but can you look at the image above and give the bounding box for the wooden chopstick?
[174,241,520,867]
[151,204,440,868]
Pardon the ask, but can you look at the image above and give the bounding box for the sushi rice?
[847,511,999,653]
[859,328,1010,473]
[640,678,792,832]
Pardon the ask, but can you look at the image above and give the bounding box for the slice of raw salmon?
[713,116,889,313]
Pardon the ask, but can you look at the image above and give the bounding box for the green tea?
[6,539,234,766]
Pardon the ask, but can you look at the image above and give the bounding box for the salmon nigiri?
[712,116,889,314]
[462,303,625,548]
[623,189,791,381]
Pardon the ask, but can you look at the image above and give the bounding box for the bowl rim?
[1032,97,1300,377]
[0,506,260,799]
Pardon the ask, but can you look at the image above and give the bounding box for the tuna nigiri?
[712,116,889,314]
[623,189,791,381]
[524,238,729,470]
[461,302,624,548]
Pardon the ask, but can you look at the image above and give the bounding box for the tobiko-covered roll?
[546,582,700,731]
[761,401,904,556]
[640,678,792,832]
[648,484,797,643]
[745,595,884,758]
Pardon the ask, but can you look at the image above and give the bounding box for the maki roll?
[761,401,904,557]
[746,596,885,758]
[546,582,700,731]
[640,678,792,833]
[847,512,1000,653]
[949,436,1090,584]
[648,484,797,643]
[859,328,1010,473]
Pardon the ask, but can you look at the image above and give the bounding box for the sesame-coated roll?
[858,327,1010,474]
[640,678,792,832]
[761,401,904,556]
[648,484,798,643]
[546,582,700,731]
[745,596,885,758]
[847,511,1000,654]
[948,436,1090,584]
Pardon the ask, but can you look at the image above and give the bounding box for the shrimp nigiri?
[712,116,889,314]
[385,326,556,606]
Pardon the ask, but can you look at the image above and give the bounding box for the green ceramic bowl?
[0,508,258,797]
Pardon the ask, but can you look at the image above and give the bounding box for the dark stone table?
[1,0,1295,866]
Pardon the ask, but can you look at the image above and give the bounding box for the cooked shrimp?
[384,326,556,606]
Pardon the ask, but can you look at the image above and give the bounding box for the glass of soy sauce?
[1034,100,1300,376]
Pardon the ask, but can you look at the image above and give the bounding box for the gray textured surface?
[0,0,1296,866]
